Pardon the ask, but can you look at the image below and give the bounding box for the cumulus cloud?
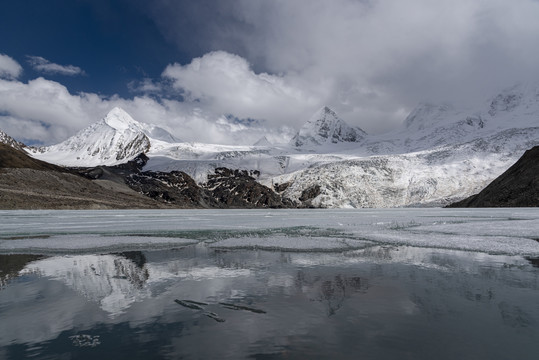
[143,0,539,132]
[5,0,539,145]
[127,78,163,95]
[0,54,22,79]
[162,51,324,128]
[26,56,85,76]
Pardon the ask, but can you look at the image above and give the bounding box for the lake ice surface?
[1,208,538,255]
[1,209,538,359]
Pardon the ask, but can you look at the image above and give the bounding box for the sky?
[1,0,539,146]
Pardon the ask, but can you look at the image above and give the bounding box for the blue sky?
[0,0,187,97]
[1,0,539,146]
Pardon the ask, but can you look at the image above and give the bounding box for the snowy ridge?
[0,128,25,151]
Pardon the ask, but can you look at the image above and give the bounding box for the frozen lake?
[1,209,538,359]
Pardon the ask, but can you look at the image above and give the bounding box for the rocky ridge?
[79,155,295,209]
[0,129,26,152]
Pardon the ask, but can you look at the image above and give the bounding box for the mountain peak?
[318,106,337,116]
[291,106,366,147]
[254,136,272,146]
[103,107,140,131]
[28,108,151,166]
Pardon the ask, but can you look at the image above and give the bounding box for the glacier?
[25,83,539,208]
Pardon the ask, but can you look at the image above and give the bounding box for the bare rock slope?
[0,144,166,209]
[448,146,539,207]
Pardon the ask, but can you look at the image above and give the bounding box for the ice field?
[1,208,538,256]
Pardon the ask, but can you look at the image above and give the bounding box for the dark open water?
[1,209,539,359]
[1,245,538,359]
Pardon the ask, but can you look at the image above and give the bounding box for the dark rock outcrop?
[300,185,321,202]
[126,170,214,208]
[448,146,539,207]
[79,158,295,209]
[203,168,294,208]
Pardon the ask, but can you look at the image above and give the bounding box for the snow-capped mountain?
[290,106,367,148]
[267,84,539,207]
[22,83,539,208]
[28,107,178,167]
[21,254,151,316]
[19,252,251,316]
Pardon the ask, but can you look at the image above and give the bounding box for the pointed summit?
[103,107,140,131]
[254,136,272,147]
[27,107,183,166]
[290,106,366,147]
[28,108,151,166]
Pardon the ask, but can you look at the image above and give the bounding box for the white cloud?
[5,1,539,146]
[0,54,22,80]
[26,56,85,76]
[0,76,294,146]
[162,51,325,129]
[145,0,539,132]
[127,78,163,94]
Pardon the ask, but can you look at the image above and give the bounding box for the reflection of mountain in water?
[20,252,150,316]
[294,271,369,316]
[17,250,252,316]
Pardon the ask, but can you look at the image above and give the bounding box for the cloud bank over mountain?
[2,0,539,146]
[145,0,539,116]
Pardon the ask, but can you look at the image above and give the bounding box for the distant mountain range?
[2,83,539,208]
